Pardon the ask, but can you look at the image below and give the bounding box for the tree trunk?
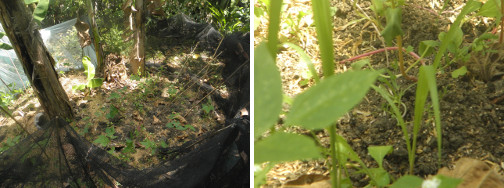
[0,1,73,119]
[86,0,104,76]
[131,0,145,76]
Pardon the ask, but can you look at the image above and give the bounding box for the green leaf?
[24,0,39,5]
[254,43,282,139]
[438,27,463,53]
[437,175,462,188]
[88,78,103,88]
[478,0,501,19]
[106,106,118,120]
[108,92,121,100]
[255,133,321,163]
[312,0,334,77]
[368,145,392,168]
[370,0,387,16]
[32,0,50,24]
[368,168,390,187]
[419,40,439,57]
[433,0,482,68]
[381,8,403,46]
[0,43,13,50]
[390,175,423,188]
[286,70,379,129]
[283,42,320,82]
[412,66,442,170]
[105,126,117,139]
[82,56,95,81]
[94,135,110,147]
[351,59,371,70]
[72,84,86,91]
[451,66,467,78]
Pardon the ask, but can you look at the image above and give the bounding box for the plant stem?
[500,0,503,44]
[396,36,417,81]
[329,124,339,188]
[338,47,425,65]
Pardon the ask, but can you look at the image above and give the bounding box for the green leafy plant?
[0,135,21,153]
[93,126,117,154]
[201,98,214,114]
[140,138,157,155]
[72,56,104,91]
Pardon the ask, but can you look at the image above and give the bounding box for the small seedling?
[201,99,214,114]
[140,138,157,155]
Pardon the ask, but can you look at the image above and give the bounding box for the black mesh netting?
[0,14,249,187]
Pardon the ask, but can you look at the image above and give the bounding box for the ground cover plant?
[255,0,504,187]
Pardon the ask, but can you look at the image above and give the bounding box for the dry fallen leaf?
[437,157,504,188]
[153,115,161,124]
[282,174,331,188]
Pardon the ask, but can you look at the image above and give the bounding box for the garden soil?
[255,0,504,187]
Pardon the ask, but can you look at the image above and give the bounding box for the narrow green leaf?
[411,66,430,173]
[381,8,403,46]
[451,66,467,78]
[88,78,103,88]
[283,42,320,82]
[254,133,321,163]
[433,0,482,68]
[33,0,50,24]
[390,175,423,188]
[254,43,282,139]
[286,70,379,129]
[311,0,334,77]
[368,145,392,168]
[422,66,442,167]
[267,0,283,56]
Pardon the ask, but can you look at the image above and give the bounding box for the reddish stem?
[339,47,426,65]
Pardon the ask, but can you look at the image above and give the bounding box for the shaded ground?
[255,0,504,187]
[1,45,226,169]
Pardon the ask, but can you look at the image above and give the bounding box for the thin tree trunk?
[0,1,73,119]
[86,0,104,76]
[131,0,145,76]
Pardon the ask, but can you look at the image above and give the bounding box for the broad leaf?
[381,8,403,46]
[254,43,282,139]
[33,0,50,24]
[255,133,321,164]
[82,56,95,81]
[286,70,379,129]
[88,78,103,88]
[478,0,501,19]
[390,175,423,188]
[368,145,392,168]
[368,168,390,187]
[451,66,467,78]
